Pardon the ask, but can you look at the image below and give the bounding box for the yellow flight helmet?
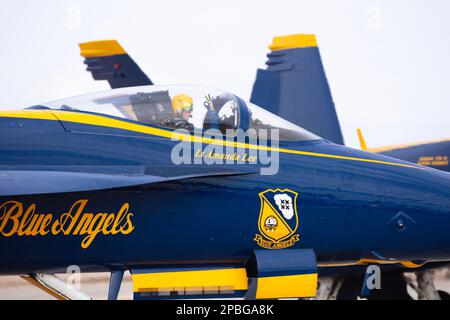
[172,94,193,114]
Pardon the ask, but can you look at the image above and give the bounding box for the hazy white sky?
[0,0,448,148]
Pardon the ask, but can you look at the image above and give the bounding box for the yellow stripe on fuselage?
[0,110,58,121]
[319,259,424,269]
[0,110,420,169]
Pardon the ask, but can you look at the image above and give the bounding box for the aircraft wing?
[0,169,254,196]
[250,34,344,145]
[79,40,153,88]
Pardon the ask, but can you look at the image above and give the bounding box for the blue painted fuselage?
[0,114,450,275]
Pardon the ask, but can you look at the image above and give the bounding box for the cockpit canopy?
[42,85,320,141]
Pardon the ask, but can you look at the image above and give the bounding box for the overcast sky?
[0,0,448,148]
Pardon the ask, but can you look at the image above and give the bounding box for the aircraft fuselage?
[1,111,450,274]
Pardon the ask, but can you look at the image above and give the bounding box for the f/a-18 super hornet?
[0,35,449,300]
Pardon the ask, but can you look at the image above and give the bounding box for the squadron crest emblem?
[254,188,300,249]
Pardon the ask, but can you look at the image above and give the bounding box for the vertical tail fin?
[250,34,344,145]
[79,40,153,89]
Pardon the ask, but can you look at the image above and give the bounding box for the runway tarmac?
[0,270,449,300]
[0,272,134,300]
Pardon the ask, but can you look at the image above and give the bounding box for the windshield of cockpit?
[42,85,240,133]
[41,85,320,141]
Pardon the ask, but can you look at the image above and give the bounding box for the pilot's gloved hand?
[174,119,191,129]
[203,95,215,111]
[162,116,193,131]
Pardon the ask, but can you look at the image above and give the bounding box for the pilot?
[172,93,193,121]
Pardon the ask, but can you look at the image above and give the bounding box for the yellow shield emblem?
[254,188,300,249]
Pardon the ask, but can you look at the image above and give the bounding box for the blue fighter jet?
[0,37,449,300]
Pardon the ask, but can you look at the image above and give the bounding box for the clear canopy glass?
[42,85,320,141]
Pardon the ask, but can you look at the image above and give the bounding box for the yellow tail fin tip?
[357,128,368,151]
[79,40,126,58]
[269,34,318,51]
